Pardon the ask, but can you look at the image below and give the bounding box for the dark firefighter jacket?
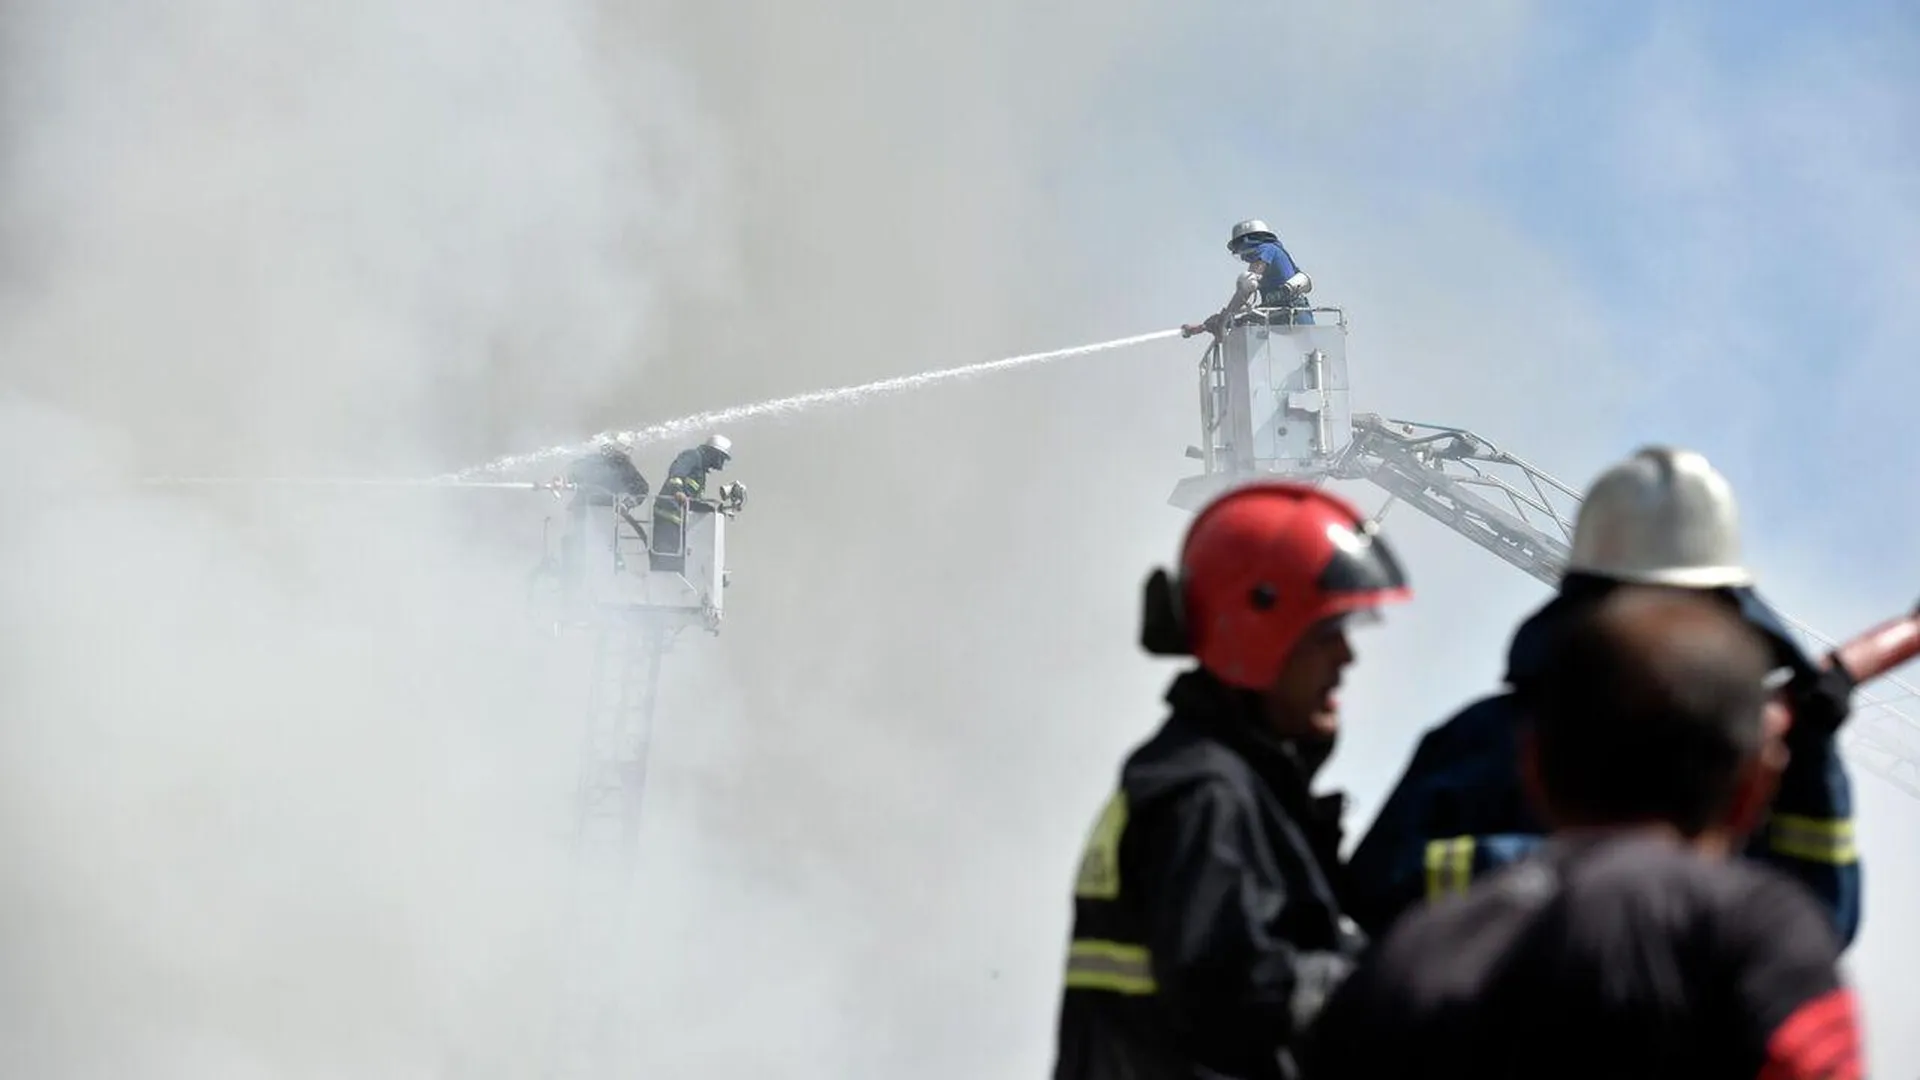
[654,448,714,525]
[566,449,650,506]
[1052,669,1365,1080]
[1344,579,1863,948]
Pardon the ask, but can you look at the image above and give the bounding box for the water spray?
[133,326,1182,490]
[133,477,562,491]
[445,326,1183,480]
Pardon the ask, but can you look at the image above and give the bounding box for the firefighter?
[1181,219,1315,340]
[567,442,651,527]
[649,433,732,572]
[1296,587,1865,1079]
[543,442,651,599]
[1343,446,1862,947]
[1051,481,1412,1080]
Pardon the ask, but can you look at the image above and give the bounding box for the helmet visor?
[1317,522,1411,596]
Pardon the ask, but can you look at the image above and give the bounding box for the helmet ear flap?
[1140,567,1191,656]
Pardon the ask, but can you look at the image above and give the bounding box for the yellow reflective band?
[1423,836,1475,900]
[1065,939,1156,995]
[1767,813,1858,866]
[1074,791,1129,900]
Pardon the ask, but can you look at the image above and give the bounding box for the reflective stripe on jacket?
[1052,669,1365,1080]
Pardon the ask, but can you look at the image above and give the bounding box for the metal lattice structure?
[1168,309,1920,800]
[541,612,680,1079]
[527,488,739,1079]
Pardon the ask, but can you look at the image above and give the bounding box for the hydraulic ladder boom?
[1170,315,1920,799]
[543,613,677,1080]
[1332,414,1577,588]
[527,485,740,1078]
[1334,411,1920,799]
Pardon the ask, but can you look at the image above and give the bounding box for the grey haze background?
[0,1,1912,1076]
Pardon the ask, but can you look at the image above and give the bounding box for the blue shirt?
[1241,240,1301,297]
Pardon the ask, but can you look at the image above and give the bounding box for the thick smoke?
[0,1,717,1075]
[2,2,1913,1077]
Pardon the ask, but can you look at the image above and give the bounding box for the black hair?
[1525,585,1774,835]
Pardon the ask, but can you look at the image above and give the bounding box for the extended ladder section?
[1169,314,1920,800]
[1338,415,1579,587]
[544,614,677,1080]
[527,491,743,1078]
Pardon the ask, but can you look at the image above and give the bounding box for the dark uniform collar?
[1164,668,1334,794]
[1504,573,1819,689]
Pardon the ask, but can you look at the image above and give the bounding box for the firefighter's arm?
[1343,729,1456,934]
[1349,812,1543,930]
[1249,243,1295,278]
[1726,871,1864,1079]
[1129,782,1352,1073]
[1350,810,1546,931]
[1345,703,1532,933]
[1182,274,1262,338]
[1742,686,1861,947]
[1415,832,1541,901]
[657,477,698,508]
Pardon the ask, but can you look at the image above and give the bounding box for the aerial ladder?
[526,479,745,1079]
[1167,308,1920,799]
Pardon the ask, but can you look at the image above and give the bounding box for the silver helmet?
[1229,219,1278,252]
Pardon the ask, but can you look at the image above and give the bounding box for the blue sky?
[1427,2,1918,1064]
[1085,1,1919,602]
[1066,2,1920,1070]
[1463,4,1919,580]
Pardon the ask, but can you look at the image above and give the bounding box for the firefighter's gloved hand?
[1180,314,1227,339]
[1288,952,1357,1033]
[1790,661,1856,739]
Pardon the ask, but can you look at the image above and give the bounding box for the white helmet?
[702,433,732,460]
[1564,446,1753,588]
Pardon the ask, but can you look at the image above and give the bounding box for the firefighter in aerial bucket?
[1182,218,1316,341]
[649,433,741,573]
[1050,481,1412,1080]
[529,440,652,613]
[566,440,652,540]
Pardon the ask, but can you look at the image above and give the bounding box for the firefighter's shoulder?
[1299,834,1858,1077]
[1355,834,1843,990]
[1114,719,1271,832]
[1547,833,1844,958]
[1079,720,1272,875]
[1409,690,1522,762]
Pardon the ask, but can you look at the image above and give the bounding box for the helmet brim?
[1569,564,1755,589]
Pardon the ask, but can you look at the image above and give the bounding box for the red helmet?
[1142,481,1413,689]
